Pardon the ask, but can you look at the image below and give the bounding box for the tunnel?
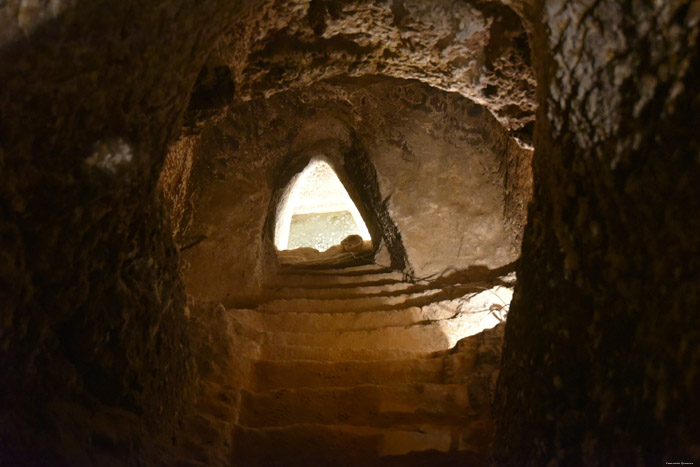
[1,1,699,466]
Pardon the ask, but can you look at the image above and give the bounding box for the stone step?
[239,383,472,429]
[234,299,464,333]
[259,282,509,314]
[259,343,437,362]
[266,271,405,289]
[267,280,420,300]
[252,357,449,390]
[259,288,448,314]
[278,263,395,276]
[233,423,487,467]
[261,313,497,353]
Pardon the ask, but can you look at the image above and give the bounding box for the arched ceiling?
[187,0,537,143]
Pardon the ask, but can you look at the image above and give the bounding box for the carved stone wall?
[0,1,260,463]
[495,1,700,464]
[2,0,697,464]
[173,78,527,303]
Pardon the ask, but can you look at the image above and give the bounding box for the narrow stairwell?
[226,263,510,467]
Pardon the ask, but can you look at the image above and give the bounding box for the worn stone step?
[259,282,509,314]
[259,288,448,314]
[262,313,497,353]
[239,383,472,428]
[259,343,436,362]
[263,323,446,353]
[233,423,487,467]
[267,280,420,300]
[278,263,395,276]
[234,299,464,333]
[266,271,405,289]
[252,357,451,390]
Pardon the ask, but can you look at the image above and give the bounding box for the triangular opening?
[275,159,372,255]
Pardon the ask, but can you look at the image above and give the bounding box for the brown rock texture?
[219,0,536,140]
[495,0,700,464]
[166,297,260,466]
[2,0,698,464]
[0,0,259,463]
[175,77,526,303]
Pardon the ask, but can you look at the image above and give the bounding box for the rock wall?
[166,297,262,466]
[495,0,700,464]
[7,0,698,464]
[0,0,261,463]
[361,80,523,278]
[173,77,529,303]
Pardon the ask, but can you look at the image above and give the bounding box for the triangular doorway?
[275,160,371,252]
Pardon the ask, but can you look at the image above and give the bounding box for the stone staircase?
[228,263,510,467]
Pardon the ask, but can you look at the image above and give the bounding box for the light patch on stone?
[438,285,513,348]
[85,138,134,172]
[0,0,79,44]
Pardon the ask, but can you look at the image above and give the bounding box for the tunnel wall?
[173,77,528,303]
[495,1,700,464]
[0,1,262,463]
[8,0,697,464]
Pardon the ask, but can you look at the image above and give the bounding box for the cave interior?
[0,0,699,466]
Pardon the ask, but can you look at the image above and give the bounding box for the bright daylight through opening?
[275,159,371,252]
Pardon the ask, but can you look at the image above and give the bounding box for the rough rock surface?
[2,0,698,464]
[165,297,260,466]
[173,77,527,303]
[216,0,536,141]
[0,0,259,463]
[495,0,700,464]
[175,265,509,466]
